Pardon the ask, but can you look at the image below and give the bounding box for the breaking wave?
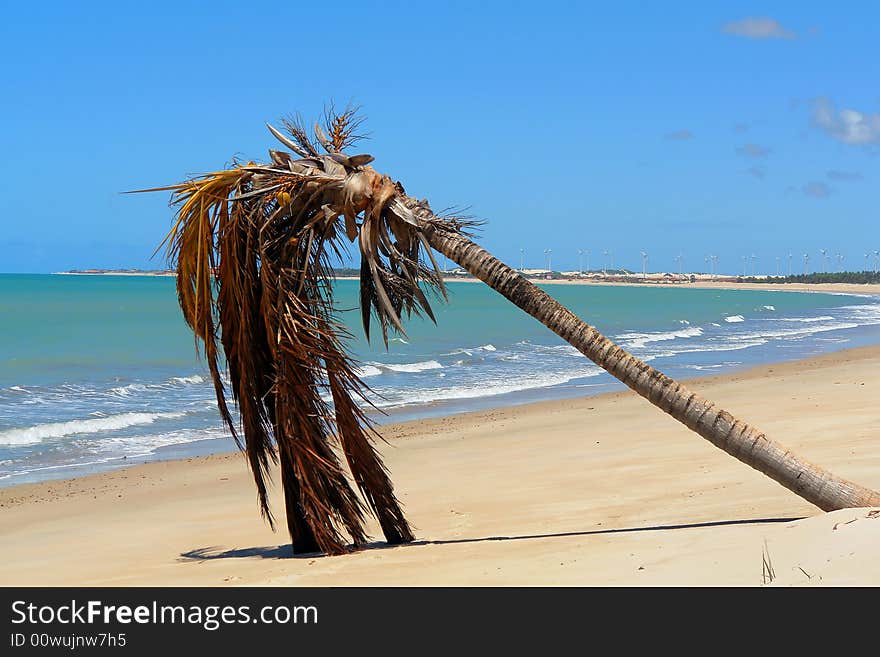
[0,411,188,446]
[370,360,443,373]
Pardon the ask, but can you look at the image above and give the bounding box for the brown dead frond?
[132,106,461,555]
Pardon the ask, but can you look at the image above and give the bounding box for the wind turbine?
[874,250,879,273]
[820,248,828,273]
[584,249,590,274]
[836,252,844,272]
[602,250,609,276]
[741,255,747,277]
[711,255,719,280]
[750,254,757,277]
[775,256,780,277]
[519,248,525,272]
[578,249,585,274]
[675,253,684,279]
[544,248,552,272]
[788,253,793,277]
[803,253,810,275]
[641,251,648,280]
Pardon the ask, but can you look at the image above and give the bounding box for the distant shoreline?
[337,275,878,296]
[53,270,176,277]
[51,270,879,296]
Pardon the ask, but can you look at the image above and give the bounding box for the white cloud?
[722,17,796,40]
[812,97,880,145]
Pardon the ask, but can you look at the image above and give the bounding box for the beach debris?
[832,517,858,531]
[761,540,776,584]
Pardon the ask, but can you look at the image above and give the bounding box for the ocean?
[2,273,879,487]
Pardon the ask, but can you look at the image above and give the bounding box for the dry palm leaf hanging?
[134,107,469,555]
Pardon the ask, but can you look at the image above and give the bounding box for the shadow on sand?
[179,515,803,562]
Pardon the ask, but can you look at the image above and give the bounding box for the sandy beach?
[353,275,880,297]
[506,279,879,296]
[1,344,879,587]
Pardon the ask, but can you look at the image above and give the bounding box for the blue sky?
[1,1,877,274]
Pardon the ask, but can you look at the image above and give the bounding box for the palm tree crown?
[135,107,468,554]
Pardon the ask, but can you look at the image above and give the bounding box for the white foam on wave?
[370,360,443,373]
[616,326,703,350]
[530,343,581,357]
[109,383,149,397]
[733,322,860,342]
[110,374,207,397]
[529,330,760,364]
[0,411,188,446]
[626,302,879,360]
[83,426,229,456]
[763,305,775,311]
[1,426,232,482]
[355,365,383,378]
[645,339,768,360]
[370,366,604,408]
[838,304,880,323]
[170,375,205,385]
[778,316,834,323]
[445,344,498,356]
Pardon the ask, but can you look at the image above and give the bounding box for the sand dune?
[1,346,879,586]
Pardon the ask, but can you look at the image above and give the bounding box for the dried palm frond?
[131,107,463,555]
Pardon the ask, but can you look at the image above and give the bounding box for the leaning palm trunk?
[409,199,880,511]
[137,108,878,557]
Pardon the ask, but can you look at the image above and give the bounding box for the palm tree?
[135,108,880,555]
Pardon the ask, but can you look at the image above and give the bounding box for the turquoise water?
[2,274,879,486]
